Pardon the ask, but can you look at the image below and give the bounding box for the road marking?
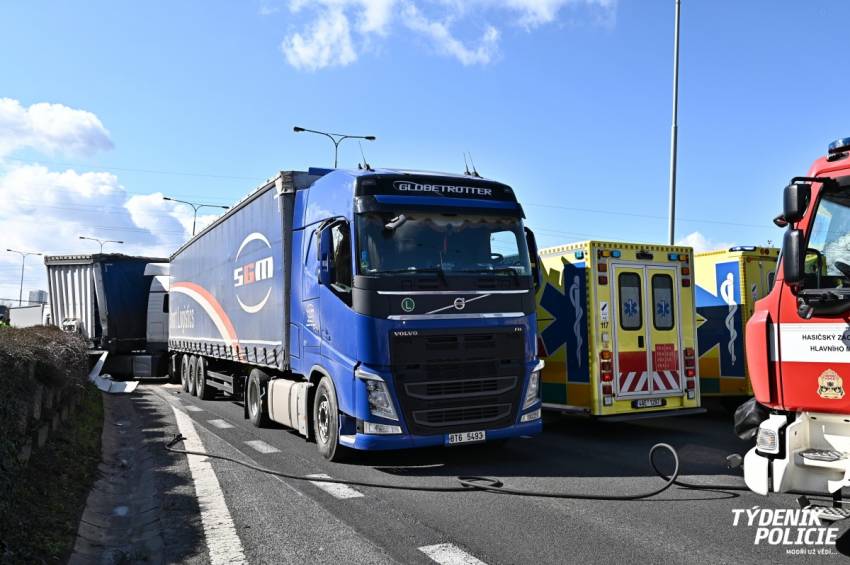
[306,474,365,499]
[171,407,247,565]
[185,405,204,412]
[208,419,234,429]
[244,440,280,454]
[419,544,487,565]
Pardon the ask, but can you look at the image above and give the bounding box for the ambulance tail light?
[600,350,612,361]
[684,347,695,357]
[681,267,690,276]
[598,263,608,273]
[601,372,614,382]
[600,359,612,372]
[598,275,608,285]
[682,279,691,287]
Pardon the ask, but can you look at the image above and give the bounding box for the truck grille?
[390,328,525,435]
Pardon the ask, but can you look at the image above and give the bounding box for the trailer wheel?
[187,356,198,396]
[313,376,348,462]
[247,369,270,427]
[180,354,190,393]
[196,357,213,400]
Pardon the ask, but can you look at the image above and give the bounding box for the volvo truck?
[742,136,850,519]
[169,167,543,460]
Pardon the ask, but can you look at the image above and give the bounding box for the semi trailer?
[536,241,702,419]
[169,167,543,460]
[45,254,169,378]
[742,136,850,516]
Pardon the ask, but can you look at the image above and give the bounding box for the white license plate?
[632,398,666,409]
[447,430,486,445]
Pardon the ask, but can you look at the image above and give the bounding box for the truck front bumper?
[338,419,542,451]
[744,411,850,495]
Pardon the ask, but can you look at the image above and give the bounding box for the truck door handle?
[638,336,644,348]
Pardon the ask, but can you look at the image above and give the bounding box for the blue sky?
[1,0,849,300]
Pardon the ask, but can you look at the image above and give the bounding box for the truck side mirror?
[783,182,811,223]
[524,227,542,290]
[318,227,335,286]
[782,228,805,285]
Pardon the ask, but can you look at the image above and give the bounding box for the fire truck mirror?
[782,228,805,285]
[783,182,811,223]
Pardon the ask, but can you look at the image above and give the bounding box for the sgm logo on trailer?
[233,232,274,314]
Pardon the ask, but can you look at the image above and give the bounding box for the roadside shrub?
[0,326,89,507]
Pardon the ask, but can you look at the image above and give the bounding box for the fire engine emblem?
[817,369,845,400]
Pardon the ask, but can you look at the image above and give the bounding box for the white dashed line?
[208,419,234,429]
[419,544,487,565]
[185,405,204,412]
[244,440,281,454]
[171,407,247,565]
[306,474,365,499]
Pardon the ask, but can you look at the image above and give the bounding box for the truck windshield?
[356,212,532,276]
[806,188,850,285]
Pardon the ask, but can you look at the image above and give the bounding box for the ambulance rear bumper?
[744,411,850,496]
[595,407,706,422]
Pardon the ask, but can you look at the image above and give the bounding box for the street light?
[667,0,682,245]
[79,235,124,253]
[6,248,42,306]
[163,197,229,236]
[293,126,376,168]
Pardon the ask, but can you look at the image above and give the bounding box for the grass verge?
[0,384,103,564]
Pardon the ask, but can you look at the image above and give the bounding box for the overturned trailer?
[44,254,169,378]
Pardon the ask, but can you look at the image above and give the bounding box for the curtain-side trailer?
[169,167,544,460]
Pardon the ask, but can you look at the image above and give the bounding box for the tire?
[180,354,190,392]
[187,356,198,397]
[196,356,214,400]
[246,369,270,428]
[313,376,348,462]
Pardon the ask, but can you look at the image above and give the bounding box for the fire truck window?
[618,272,642,330]
[651,274,674,331]
[807,189,850,286]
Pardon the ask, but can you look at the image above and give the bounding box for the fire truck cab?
[744,136,850,509]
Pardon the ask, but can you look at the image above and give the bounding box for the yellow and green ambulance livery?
[536,241,702,419]
[694,246,778,397]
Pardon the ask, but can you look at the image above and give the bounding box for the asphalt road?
[132,383,850,564]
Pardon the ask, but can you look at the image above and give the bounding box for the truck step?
[801,449,846,463]
[804,505,850,522]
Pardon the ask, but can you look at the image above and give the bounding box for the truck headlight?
[356,367,399,421]
[755,414,787,455]
[523,360,544,410]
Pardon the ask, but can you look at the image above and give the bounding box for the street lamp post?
[79,235,124,253]
[6,248,42,306]
[163,197,229,236]
[667,0,682,245]
[293,126,376,168]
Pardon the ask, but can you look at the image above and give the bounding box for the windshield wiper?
[455,267,522,281]
[796,288,850,319]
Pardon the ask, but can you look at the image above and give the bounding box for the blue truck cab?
[168,167,543,460]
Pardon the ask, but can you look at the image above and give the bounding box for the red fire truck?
[742,136,850,518]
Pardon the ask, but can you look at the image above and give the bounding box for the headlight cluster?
[523,360,545,410]
[356,367,399,421]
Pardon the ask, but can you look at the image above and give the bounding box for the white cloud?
[676,231,734,254]
[0,98,113,158]
[277,0,615,70]
[402,3,499,65]
[0,99,220,304]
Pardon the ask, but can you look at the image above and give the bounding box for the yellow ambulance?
[694,246,778,397]
[536,241,702,419]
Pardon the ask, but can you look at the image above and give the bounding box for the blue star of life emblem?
[624,299,638,317]
[656,300,671,316]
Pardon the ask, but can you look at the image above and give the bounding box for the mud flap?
[734,397,768,440]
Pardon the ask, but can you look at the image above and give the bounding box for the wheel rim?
[317,396,330,444]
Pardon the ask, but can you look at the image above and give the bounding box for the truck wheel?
[313,376,348,462]
[180,354,190,392]
[187,356,198,396]
[196,357,213,400]
[247,369,270,427]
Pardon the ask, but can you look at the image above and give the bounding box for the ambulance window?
[618,273,642,330]
[651,274,675,331]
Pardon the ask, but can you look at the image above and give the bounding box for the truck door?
[646,267,683,395]
[612,266,650,397]
[301,227,322,358]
